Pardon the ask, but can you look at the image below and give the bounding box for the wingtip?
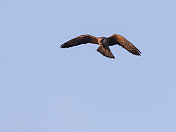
[137,51,142,56]
[133,50,141,56]
[134,53,141,56]
[60,44,67,48]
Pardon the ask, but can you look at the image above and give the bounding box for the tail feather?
[97,46,115,59]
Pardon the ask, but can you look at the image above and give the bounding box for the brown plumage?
[60,34,141,59]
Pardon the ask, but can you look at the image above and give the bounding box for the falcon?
[60,34,141,59]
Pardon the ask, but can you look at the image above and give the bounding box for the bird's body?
[61,34,141,59]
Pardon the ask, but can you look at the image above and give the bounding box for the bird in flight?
[60,34,141,59]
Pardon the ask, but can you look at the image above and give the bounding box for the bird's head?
[98,37,106,43]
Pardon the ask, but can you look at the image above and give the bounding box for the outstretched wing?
[108,34,141,56]
[60,35,98,48]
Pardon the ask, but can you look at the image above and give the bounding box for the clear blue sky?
[1,0,176,132]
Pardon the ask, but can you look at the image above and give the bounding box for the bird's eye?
[101,38,104,43]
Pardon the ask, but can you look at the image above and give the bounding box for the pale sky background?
[1,0,176,132]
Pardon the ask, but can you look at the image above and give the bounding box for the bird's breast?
[100,38,109,47]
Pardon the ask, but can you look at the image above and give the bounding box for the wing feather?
[108,34,141,56]
[60,35,98,48]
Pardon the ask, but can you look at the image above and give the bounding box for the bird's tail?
[97,46,115,58]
